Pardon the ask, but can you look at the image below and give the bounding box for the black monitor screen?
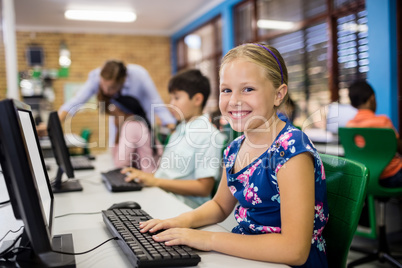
[0,99,53,254]
[0,99,75,266]
[47,111,83,193]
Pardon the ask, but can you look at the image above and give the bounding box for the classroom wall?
[171,0,400,130]
[0,32,171,153]
[366,0,398,129]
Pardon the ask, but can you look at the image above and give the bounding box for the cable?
[0,232,23,259]
[0,226,24,244]
[0,200,10,206]
[51,237,119,255]
[1,233,118,259]
[1,246,30,260]
[55,211,101,218]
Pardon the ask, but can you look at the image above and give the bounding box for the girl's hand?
[139,217,188,233]
[152,228,213,252]
[121,167,159,187]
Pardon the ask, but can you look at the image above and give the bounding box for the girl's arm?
[156,176,215,197]
[152,153,315,266]
[122,167,215,197]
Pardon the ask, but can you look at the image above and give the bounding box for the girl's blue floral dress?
[223,122,329,268]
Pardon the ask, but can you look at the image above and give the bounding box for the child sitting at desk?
[123,69,226,208]
[346,80,402,187]
[137,43,329,267]
[108,95,161,173]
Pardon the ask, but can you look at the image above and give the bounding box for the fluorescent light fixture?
[184,34,201,49]
[65,10,136,23]
[257,20,294,30]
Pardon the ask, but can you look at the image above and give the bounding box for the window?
[337,10,369,103]
[175,17,222,113]
[234,0,366,129]
[235,1,254,44]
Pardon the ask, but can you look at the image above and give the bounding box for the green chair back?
[320,154,368,268]
[80,128,92,155]
[338,127,402,239]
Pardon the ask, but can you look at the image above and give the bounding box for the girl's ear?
[274,84,288,107]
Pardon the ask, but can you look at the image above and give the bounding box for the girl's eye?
[243,87,254,92]
[221,88,231,93]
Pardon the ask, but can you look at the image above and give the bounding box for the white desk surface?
[0,153,288,268]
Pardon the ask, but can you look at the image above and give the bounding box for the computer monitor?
[0,99,75,267]
[47,111,83,193]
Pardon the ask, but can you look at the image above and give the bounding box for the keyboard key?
[102,208,201,267]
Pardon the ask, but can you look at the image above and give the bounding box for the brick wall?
[0,31,171,153]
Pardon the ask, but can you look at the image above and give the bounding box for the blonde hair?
[220,43,289,106]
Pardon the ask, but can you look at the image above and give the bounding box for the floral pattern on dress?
[225,153,236,169]
[235,159,263,205]
[270,173,280,203]
[223,122,329,267]
[244,182,262,205]
[229,185,237,195]
[235,206,248,223]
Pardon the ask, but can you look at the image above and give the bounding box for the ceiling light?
[65,10,136,23]
[257,20,294,30]
[184,34,201,49]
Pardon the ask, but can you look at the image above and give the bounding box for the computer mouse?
[108,201,141,210]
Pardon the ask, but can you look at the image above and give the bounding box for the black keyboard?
[70,155,95,170]
[102,208,201,267]
[101,168,143,192]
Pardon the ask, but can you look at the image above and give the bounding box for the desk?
[0,153,288,268]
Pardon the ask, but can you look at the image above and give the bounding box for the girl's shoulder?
[271,124,317,156]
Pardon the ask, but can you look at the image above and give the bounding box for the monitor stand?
[16,233,76,267]
[51,167,83,194]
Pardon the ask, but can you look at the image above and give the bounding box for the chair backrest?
[320,154,368,268]
[80,128,92,155]
[338,127,400,197]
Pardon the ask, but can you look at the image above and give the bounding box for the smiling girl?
[138,43,329,268]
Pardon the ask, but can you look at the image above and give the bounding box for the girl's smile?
[228,110,252,119]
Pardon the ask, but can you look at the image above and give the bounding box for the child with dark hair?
[347,80,402,187]
[168,69,211,110]
[123,69,226,208]
[108,95,161,172]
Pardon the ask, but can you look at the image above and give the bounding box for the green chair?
[338,127,402,267]
[321,154,369,268]
[68,128,92,157]
[80,128,92,155]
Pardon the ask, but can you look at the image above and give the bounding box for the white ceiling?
[11,0,225,36]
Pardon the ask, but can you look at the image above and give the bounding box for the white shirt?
[154,114,226,207]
